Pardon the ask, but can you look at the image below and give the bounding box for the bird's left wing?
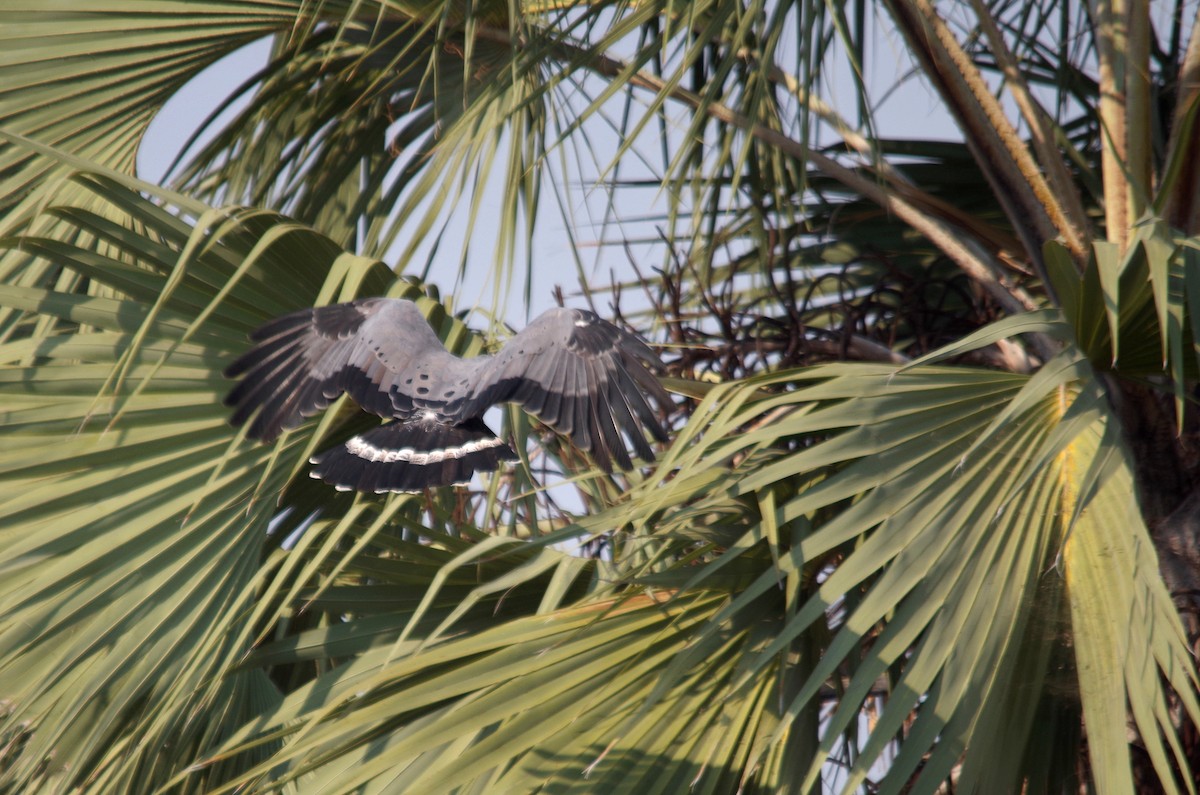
[461,307,671,470]
[224,298,457,441]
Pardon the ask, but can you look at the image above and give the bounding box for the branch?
[1089,0,1152,252]
[757,57,1032,274]
[579,51,1040,312]
[1160,10,1200,233]
[883,0,1080,272]
[967,0,1092,253]
[468,25,1058,361]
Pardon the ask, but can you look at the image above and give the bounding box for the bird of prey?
[224,298,672,493]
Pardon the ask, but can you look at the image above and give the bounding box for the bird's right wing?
[224,298,451,441]
[462,307,672,471]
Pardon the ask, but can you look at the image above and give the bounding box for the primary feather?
[224,298,672,492]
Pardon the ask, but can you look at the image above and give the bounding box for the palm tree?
[2,1,1199,792]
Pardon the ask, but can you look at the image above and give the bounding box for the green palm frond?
[0,164,489,792]
[4,1,1200,792]
[0,1,549,311]
[149,341,1195,793]
[170,3,550,277]
[0,3,293,228]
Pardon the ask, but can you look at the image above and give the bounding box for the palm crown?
[2,2,1199,793]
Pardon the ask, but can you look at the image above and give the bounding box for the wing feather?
[593,360,633,470]
[585,360,616,471]
[462,307,670,471]
[567,357,591,446]
[538,365,565,429]
[610,355,671,444]
[225,298,468,441]
[605,369,654,462]
[228,300,671,476]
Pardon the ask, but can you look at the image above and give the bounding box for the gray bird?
[224,298,672,493]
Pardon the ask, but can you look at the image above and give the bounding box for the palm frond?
[0,164,480,792]
[155,324,1197,793]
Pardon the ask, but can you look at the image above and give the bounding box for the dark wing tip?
[534,316,672,469]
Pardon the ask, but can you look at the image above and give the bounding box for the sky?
[139,3,1200,324]
[134,19,963,327]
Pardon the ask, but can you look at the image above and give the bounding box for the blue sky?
[134,24,962,329]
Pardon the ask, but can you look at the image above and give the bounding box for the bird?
[224,297,672,493]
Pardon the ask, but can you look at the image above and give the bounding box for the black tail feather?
[309,418,518,493]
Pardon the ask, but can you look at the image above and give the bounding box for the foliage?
[2,1,1200,793]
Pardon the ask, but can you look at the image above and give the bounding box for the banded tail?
[309,418,518,493]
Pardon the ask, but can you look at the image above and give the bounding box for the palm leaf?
[165,322,1197,793]
[0,165,489,792]
[4,2,1200,792]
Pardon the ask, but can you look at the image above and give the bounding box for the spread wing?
[461,307,671,470]
[224,298,468,441]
